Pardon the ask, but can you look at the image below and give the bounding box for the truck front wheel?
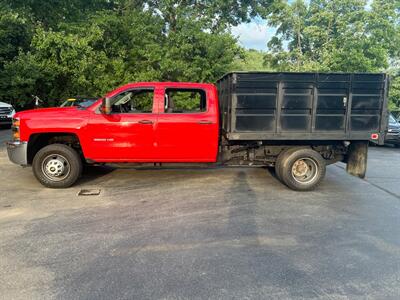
[32,144,82,188]
[278,148,326,191]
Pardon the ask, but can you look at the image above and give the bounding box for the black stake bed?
[217,72,389,144]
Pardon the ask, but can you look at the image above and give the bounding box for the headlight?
[12,118,20,141]
[8,109,16,118]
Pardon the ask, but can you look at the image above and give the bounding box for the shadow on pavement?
[78,165,116,185]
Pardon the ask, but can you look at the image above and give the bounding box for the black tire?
[275,148,288,180]
[275,147,302,181]
[279,148,326,191]
[275,149,287,180]
[32,144,83,188]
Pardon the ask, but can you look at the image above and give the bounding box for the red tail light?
[370,133,379,140]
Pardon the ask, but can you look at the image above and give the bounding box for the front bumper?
[6,141,28,165]
[385,133,400,145]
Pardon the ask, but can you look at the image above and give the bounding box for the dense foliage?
[233,49,271,71]
[265,0,400,72]
[0,0,399,110]
[390,76,400,111]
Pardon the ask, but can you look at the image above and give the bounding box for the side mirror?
[102,97,111,115]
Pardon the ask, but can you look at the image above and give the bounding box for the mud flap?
[346,141,368,178]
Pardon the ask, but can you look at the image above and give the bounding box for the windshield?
[61,98,96,108]
[389,114,398,124]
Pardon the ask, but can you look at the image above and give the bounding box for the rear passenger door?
[156,87,219,162]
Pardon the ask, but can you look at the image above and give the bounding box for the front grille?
[0,107,12,115]
[388,128,400,134]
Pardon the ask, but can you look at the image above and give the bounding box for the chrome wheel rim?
[41,154,71,182]
[291,158,318,184]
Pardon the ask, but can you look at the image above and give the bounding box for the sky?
[231,19,275,52]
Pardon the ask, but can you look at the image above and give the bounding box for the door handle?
[138,120,153,124]
[198,120,213,125]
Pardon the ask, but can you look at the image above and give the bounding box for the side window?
[111,89,154,113]
[164,89,207,113]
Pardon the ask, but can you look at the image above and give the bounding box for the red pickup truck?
[7,72,388,191]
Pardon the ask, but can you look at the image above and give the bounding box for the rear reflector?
[371,133,379,140]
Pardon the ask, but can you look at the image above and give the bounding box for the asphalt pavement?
[0,127,10,145]
[0,128,399,299]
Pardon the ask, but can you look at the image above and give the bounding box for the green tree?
[0,7,34,107]
[232,49,271,71]
[0,9,32,67]
[389,76,400,111]
[265,0,400,72]
[139,0,275,31]
[2,0,116,28]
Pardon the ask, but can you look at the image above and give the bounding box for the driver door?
[86,88,157,161]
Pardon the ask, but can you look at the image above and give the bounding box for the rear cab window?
[164,89,207,113]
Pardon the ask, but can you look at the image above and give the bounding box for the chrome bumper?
[6,141,28,166]
[385,132,400,143]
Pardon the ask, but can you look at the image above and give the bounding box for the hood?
[389,122,400,130]
[15,106,90,142]
[15,107,80,119]
[0,101,13,108]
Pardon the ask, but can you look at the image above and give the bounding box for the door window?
[112,89,154,113]
[164,89,206,113]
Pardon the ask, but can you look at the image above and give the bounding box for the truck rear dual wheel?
[32,144,82,188]
[275,147,300,181]
[275,148,326,191]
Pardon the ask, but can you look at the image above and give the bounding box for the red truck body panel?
[17,107,90,158]
[16,82,220,163]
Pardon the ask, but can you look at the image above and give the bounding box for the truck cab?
[7,82,220,188]
[84,82,219,163]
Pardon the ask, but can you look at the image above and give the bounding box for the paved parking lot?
[0,128,399,299]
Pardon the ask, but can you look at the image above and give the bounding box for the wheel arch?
[27,132,85,164]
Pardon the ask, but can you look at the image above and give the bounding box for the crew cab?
[7,72,389,191]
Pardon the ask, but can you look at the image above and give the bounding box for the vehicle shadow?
[77,165,116,185]
[264,166,284,185]
[226,170,259,239]
[76,164,219,189]
[220,170,327,298]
